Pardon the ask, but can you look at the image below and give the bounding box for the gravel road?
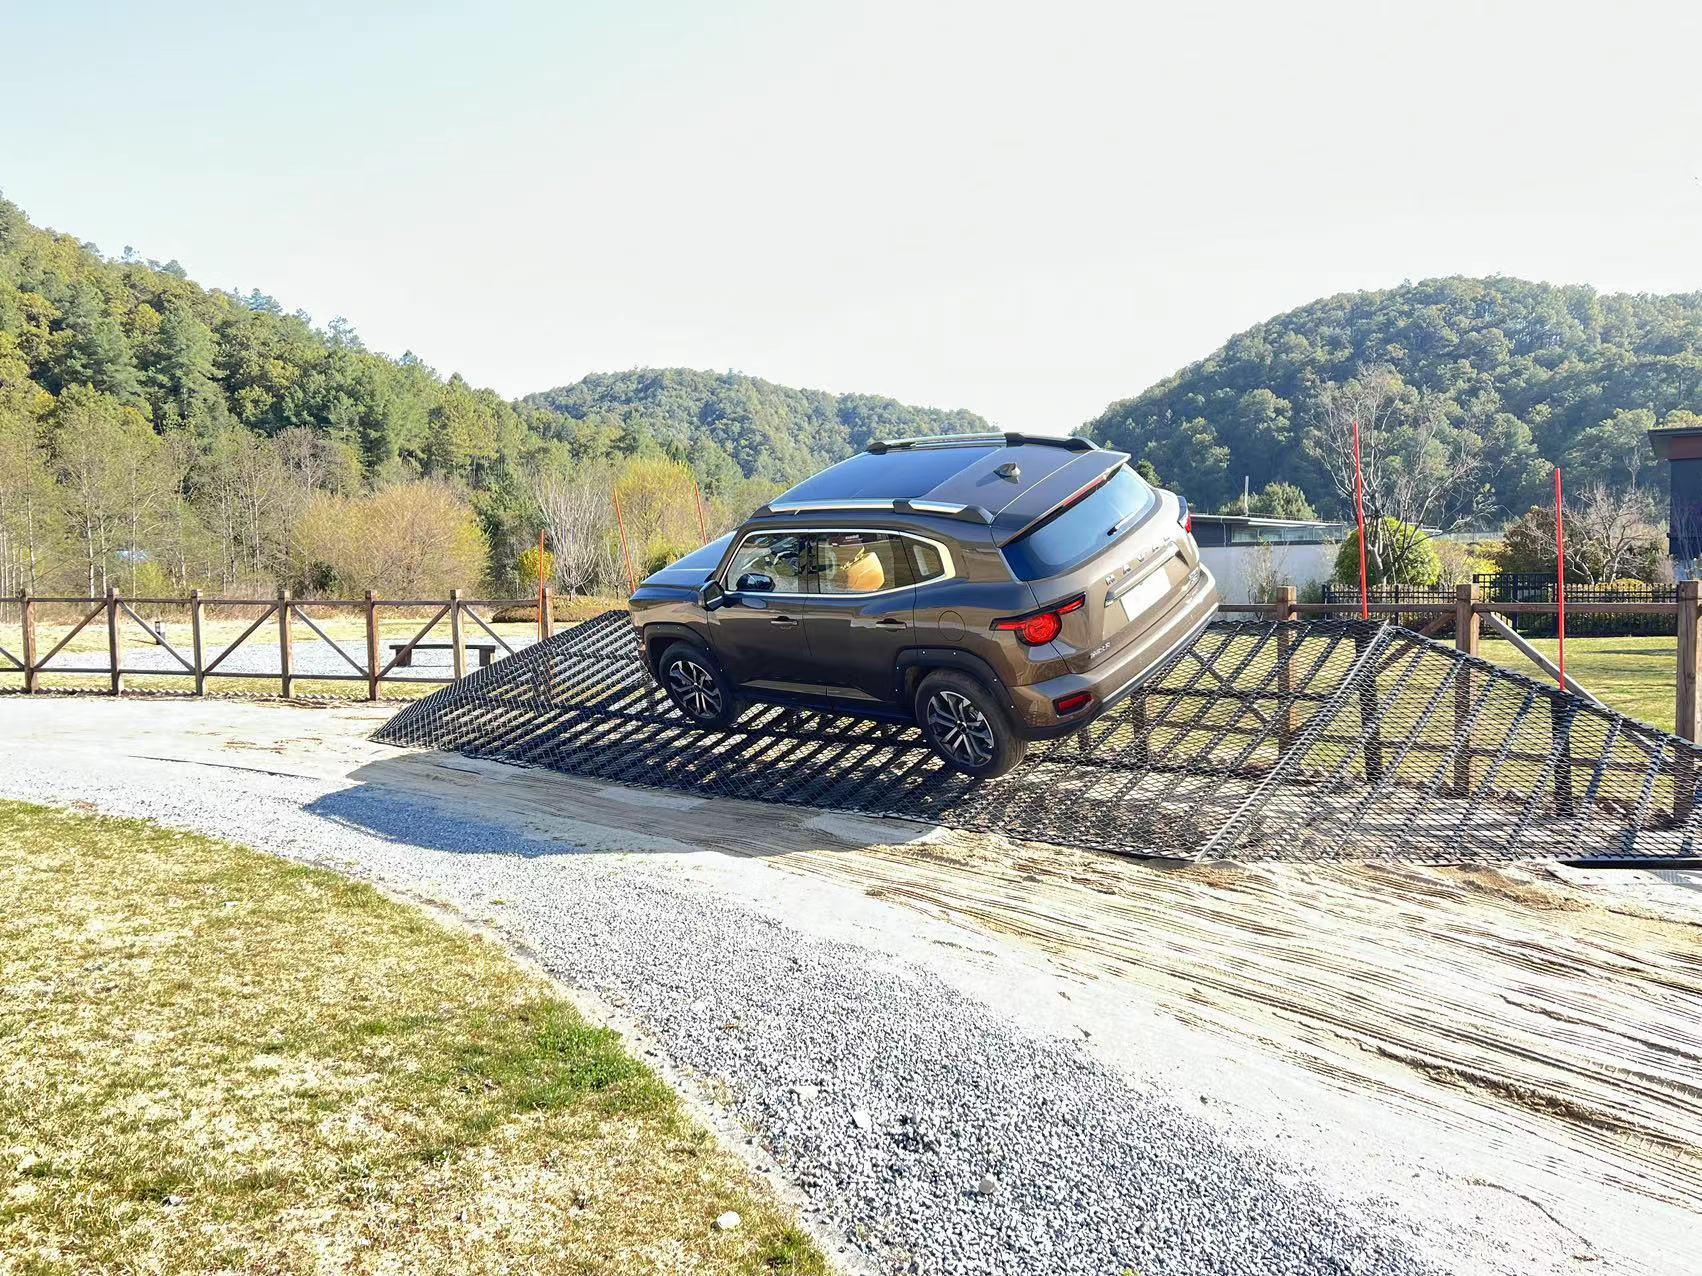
[0,710,1467,1275]
[39,634,539,680]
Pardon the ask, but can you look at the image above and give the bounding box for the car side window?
[811,533,915,595]
[906,538,948,585]
[725,532,810,593]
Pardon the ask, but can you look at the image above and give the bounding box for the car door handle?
[874,618,906,628]
[769,616,798,627]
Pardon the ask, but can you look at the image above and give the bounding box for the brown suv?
[629,433,1218,778]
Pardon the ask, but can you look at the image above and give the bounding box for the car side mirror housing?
[736,571,775,593]
[699,579,726,611]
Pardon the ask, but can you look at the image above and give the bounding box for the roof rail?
[864,431,1096,455]
[758,497,994,525]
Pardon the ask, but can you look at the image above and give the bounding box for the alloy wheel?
[925,689,996,767]
[667,658,723,719]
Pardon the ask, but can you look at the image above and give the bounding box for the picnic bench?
[388,640,499,669]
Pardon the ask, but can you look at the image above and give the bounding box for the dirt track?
[4,694,1700,1273]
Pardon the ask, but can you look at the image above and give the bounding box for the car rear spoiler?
[988,450,1131,547]
[865,431,1096,455]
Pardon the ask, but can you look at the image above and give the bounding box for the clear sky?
[5,0,1700,432]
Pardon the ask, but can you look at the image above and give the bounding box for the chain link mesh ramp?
[373,611,1701,864]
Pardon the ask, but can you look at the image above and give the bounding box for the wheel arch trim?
[894,648,1016,711]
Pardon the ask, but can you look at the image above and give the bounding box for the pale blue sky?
[5,0,1700,431]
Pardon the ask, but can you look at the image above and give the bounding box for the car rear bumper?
[1006,565,1218,740]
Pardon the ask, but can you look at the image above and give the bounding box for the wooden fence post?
[1452,583,1479,795]
[106,586,122,696]
[190,590,206,695]
[277,588,294,698]
[540,586,555,640]
[365,591,381,701]
[1676,579,1700,821]
[19,592,37,694]
[1274,585,1298,753]
[449,589,466,681]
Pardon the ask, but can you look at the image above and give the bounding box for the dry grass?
[0,800,824,1276]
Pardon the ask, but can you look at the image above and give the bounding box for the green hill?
[525,368,989,488]
[0,194,989,595]
[1087,277,1702,516]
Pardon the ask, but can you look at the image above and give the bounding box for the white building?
[1189,514,1347,604]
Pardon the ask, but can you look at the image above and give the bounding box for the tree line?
[0,196,987,600]
[1089,276,1698,531]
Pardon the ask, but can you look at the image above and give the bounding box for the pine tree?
[54,283,142,403]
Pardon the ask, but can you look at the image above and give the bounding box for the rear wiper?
[1107,510,1141,537]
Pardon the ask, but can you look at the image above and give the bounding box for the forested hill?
[0,194,988,596]
[525,369,988,488]
[1087,277,1702,517]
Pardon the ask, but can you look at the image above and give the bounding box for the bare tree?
[1307,365,1491,583]
[533,466,615,596]
[1564,483,1665,584]
[0,412,59,595]
[195,429,304,592]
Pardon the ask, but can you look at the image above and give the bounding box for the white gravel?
[39,634,538,680]
[0,737,1446,1274]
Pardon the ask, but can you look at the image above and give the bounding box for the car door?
[792,531,916,706]
[706,530,820,695]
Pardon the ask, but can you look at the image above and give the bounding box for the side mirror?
[736,572,776,593]
[699,579,726,611]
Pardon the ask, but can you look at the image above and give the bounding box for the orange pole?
[612,491,638,595]
[537,528,547,638]
[1554,467,1567,689]
[1352,417,1370,621]
[692,480,709,545]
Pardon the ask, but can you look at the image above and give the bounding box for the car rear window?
[1001,466,1157,581]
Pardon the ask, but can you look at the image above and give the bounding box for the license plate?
[1119,570,1172,627]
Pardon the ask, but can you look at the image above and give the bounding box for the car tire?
[658,641,740,729]
[914,670,1026,779]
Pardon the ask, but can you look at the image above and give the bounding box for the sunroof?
[777,446,998,503]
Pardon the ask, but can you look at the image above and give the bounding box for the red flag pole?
[1352,417,1370,621]
[1554,467,1567,691]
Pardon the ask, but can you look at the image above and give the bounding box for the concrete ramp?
[374,611,1701,864]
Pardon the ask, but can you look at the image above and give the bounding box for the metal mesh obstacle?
[373,611,1702,864]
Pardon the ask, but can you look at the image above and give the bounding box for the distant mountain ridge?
[1086,276,1702,516]
[524,368,990,486]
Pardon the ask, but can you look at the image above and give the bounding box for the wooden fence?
[2,588,554,700]
[1225,579,1701,745]
[5,581,1699,745]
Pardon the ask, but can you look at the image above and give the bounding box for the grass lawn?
[1480,634,1677,733]
[0,800,823,1275]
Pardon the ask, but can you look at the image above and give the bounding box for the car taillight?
[1177,495,1191,536]
[993,595,1083,647]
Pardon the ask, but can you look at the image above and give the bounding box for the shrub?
[516,545,554,594]
[1333,518,1441,586]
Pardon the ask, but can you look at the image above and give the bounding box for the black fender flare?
[894,648,1017,714]
[638,622,713,677]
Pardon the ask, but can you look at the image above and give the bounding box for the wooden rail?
[5,588,555,702]
[1217,578,1700,745]
[6,581,1699,747]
